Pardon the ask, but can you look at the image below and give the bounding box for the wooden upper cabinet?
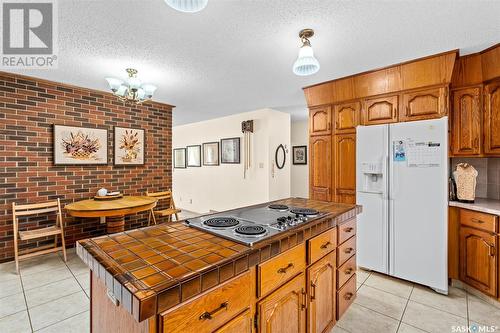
[309,136,332,201]
[334,134,356,204]
[459,226,497,297]
[451,87,482,156]
[361,95,398,125]
[484,80,500,155]
[334,102,360,134]
[400,86,448,122]
[307,252,336,333]
[309,106,332,136]
[257,273,306,333]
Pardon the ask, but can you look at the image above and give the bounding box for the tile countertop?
[76,197,361,322]
[449,198,500,216]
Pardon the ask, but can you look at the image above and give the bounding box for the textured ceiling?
[12,0,500,125]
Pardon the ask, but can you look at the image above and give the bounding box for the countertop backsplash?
[450,157,500,200]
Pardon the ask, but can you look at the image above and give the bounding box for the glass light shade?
[105,77,124,91]
[164,0,208,13]
[136,88,146,100]
[127,76,142,91]
[141,84,157,98]
[116,85,128,97]
[293,45,320,76]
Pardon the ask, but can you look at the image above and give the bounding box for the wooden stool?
[12,198,67,273]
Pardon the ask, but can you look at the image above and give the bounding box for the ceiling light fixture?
[105,69,157,104]
[293,29,320,76]
[164,0,208,13]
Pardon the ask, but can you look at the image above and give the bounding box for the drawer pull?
[320,241,332,249]
[344,292,354,301]
[344,227,354,233]
[344,247,354,254]
[310,282,316,300]
[344,267,353,275]
[199,301,228,321]
[277,263,294,274]
[471,218,485,224]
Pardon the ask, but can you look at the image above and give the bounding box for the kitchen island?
[77,198,361,333]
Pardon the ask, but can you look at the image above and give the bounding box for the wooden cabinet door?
[459,226,497,297]
[334,134,356,204]
[451,87,482,156]
[214,309,253,333]
[310,106,332,136]
[257,273,306,333]
[401,86,448,122]
[309,136,332,201]
[307,252,336,333]
[362,95,398,125]
[334,102,359,134]
[484,80,500,155]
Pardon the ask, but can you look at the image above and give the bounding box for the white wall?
[291,120,309,198]
[173,109,290,214]
[268,111,291,201]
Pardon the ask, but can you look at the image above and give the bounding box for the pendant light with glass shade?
[293,29,320,76]
[164,0,208,13]
[105,69,157,104]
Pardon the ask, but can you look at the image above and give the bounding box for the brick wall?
[0,71,173,262]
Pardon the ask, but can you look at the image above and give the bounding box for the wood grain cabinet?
[334,134,356,204]
[451,87,482,156]
[214,309,253,333]
[401,86,448,122]
[310,106,332,136]
[307,252,336,333]
[309,135,332,201]
[484,80,500,155]
[257,273,307,333]
[334,102,359,134]
[459,226,497,297]
[362,95,399,125]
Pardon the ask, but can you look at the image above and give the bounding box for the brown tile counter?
[77,198,360,322]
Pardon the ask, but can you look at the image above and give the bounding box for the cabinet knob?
[320,241,332,249]
[344,292,354,301]
[277,263,294,274]
[344,247,354,254]
[199,301,229,321]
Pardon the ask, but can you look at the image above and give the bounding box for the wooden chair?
[12,198,67,273]
[145,190,181,225]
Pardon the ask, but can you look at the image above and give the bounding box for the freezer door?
[356,124,389,273]
[389,117,448,293]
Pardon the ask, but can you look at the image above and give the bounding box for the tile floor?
[1,214,499,333]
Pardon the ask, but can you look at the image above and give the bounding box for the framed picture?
[203,142,219,166]
[292,145,307,165]
[174,148,186,168]
[114,127,145,165]
[221,137,240,164]
[187,145,201,167]
[53,124,108,165]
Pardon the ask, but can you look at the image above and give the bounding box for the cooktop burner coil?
[234,225,267,236]
[203,217,239,228]
[289,208,319,216]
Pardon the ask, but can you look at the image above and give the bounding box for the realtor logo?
[1,0,58,68]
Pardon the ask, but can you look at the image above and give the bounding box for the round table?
[65,196,157,234]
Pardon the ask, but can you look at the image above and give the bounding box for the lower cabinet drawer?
[460,209,497,233]
[336,274,357,320]
[258,243,306,297]
[308,227,337,264]
[338,219,356,244]
[160,270,253,333]
[337,236,356,267]
[337,255,356,288]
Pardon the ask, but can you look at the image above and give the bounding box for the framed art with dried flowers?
[114,127,145,165]
[53,124,108,165]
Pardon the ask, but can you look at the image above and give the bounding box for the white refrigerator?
[356,117,448,294]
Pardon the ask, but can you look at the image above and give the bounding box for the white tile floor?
[1,214,500,333]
